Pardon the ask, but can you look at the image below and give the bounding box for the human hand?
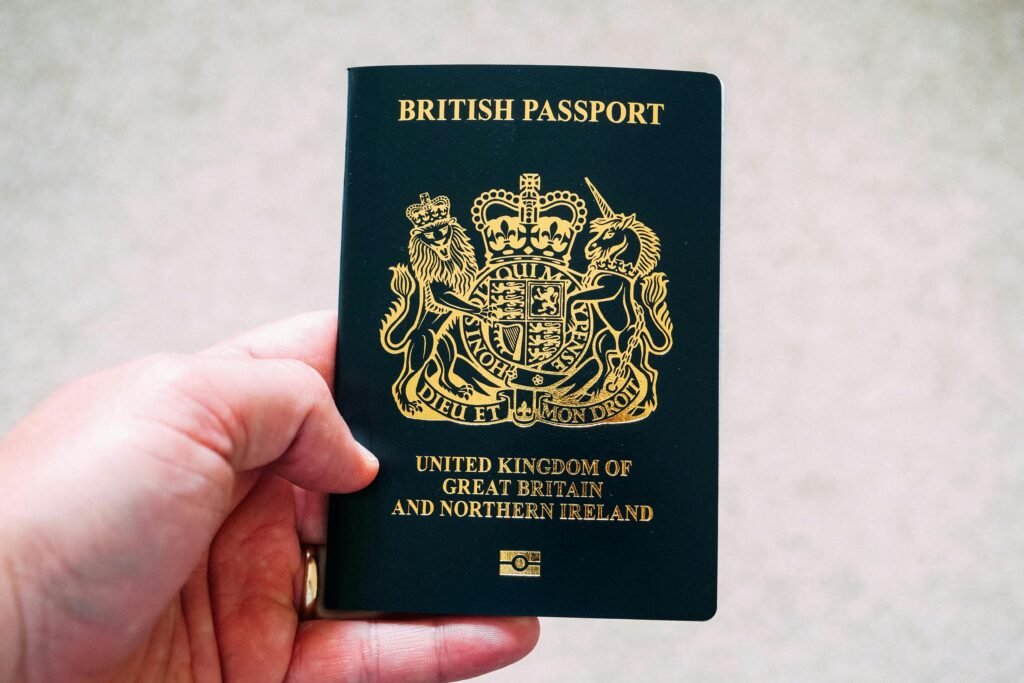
[0,312,539,682]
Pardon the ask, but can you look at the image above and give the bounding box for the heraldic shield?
[379,173,675,427]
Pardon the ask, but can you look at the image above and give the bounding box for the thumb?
[120,352,378,492]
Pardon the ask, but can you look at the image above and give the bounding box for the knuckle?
[136,352,199,394]
[133,353,241,460]
[275,359,330,395]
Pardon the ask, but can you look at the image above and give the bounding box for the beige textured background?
[2,1,1023,680]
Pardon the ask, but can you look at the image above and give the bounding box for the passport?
[325,65,721,620]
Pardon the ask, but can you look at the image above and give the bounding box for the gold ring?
[299,544,320,620]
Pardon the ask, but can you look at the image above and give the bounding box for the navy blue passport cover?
[326,65,720,620]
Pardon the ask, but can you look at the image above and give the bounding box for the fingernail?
[359,443,379,468]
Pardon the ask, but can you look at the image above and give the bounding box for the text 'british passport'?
[326,65,721,620]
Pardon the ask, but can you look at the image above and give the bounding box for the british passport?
[325,65,721,620]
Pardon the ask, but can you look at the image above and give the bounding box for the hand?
[0,312,539,682]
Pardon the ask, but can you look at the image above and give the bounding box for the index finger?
[202,310,340,387]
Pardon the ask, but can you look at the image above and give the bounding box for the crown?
[406,192,451,229]
[471,173,587,264]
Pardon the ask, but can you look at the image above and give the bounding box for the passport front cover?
[326,65,721,620]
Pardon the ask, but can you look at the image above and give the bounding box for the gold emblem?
[380,173,673,427]
[499,550,541,577]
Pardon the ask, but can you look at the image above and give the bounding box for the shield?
[486,278,567,369]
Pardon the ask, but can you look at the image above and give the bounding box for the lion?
[563,179,673,415]
[380,209,490,415]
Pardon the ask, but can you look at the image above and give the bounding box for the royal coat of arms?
[379,173,674,426]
